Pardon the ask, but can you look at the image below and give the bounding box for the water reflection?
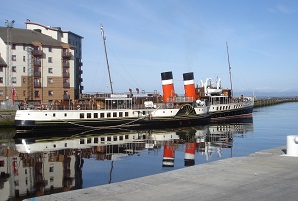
[0,118,253,200]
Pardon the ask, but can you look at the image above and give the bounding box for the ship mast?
[226,42,233,96]
[100,24,113,94]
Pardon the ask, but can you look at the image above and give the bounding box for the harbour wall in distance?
[1,97,298,127]
[253,97,298,108]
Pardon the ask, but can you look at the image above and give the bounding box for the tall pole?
[226,42,233,97]
[5,20,14,102]
[100,24,113,94]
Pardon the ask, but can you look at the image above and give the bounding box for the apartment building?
[26,21,84,99]
[0,23,81,105]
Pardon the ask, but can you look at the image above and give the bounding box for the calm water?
[0,102,298,201]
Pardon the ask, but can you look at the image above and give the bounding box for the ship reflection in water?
[1,118,253,200]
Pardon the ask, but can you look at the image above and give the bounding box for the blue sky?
[2,0,298,96]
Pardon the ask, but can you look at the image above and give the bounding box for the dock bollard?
[287,135,298,157]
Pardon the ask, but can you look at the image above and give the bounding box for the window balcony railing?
[63,83,70,88]
[32,50,43,57]
[34,72,41,77]
[62,52,72,59]
[63,95,70,100]
[63,72,70,78]
[63,61,69,67]
[33,61,41,66]
[34,83,41,88]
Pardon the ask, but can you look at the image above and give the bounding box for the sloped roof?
[0,26,73,48]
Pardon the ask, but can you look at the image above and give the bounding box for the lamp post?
[4,20,15,104]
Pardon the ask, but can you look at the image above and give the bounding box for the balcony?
[63,72,70,78]
[32,50,43,57]
[34,82,41,88]
[63,95,70,100]
[62,52,72,59]
[34,71,41,77]
[63,61,69,67]
[33,60,41,67]
[63,83,70,88]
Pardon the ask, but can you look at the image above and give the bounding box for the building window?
[34,91,40,98]
[48,57,52,63]
[12,44,16,50]
[34,78,41,87]
[49,47,52,52]
[80,113,84,118]
[23,78,26,83]
[94,137,98,143]
[0,77,3,83]
[12,55,16,61]
[12,77,16,83]
[48,68,53,73]
[12,66,16,72]
[49,167,54,172]
[23,56,26,62]
[48,78,53,84]
[49,91,53,96]
[23,90,26,96]
[63,79,70,88]
[0,90,3,96]
[0,67,3,72]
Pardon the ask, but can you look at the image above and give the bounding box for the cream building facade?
[25,21,84,100]
[0,22,83,105]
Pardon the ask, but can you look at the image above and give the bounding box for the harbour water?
[0,102,298,201]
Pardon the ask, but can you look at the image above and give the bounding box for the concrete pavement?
[24,146,298,201]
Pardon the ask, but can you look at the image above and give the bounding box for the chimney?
[183,72,196,101]
[161,71,175,102]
